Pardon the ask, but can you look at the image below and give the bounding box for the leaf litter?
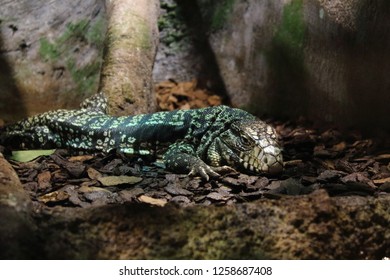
[2,80,389,209]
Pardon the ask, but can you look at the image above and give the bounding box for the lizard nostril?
[263,157,268,164]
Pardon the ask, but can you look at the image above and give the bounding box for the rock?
[0,0,107,122]
[0,153,39,259]
[196,0,390,130]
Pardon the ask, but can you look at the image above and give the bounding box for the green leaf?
[10,150,56,162]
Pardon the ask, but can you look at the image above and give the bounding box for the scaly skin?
[1,93,283,179]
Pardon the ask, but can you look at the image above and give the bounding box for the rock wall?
[0,0,107,122]
[0,153,38,259]
[197,0,390,131]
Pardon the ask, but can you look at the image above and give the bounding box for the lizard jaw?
[239,145,283,175]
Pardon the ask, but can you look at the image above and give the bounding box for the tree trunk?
[99,0,160,116]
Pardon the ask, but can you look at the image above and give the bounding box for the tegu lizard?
[0,93,283,180]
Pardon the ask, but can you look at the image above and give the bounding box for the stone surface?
[0,153,38,259]
[0,0,107,123]
[153,0,228,95]
[197,0,390,131]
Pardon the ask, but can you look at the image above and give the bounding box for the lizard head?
[218,119,283,175]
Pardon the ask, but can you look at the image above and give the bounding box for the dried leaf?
[98,175,143,186]
[207,95,222,106]
[156,79,222,110]
[373,177,390,185]
[50,154,86,178]
[317,170,346,182]
[11,149,56,162]
[79,185,112,193]
[171,196,191,205]
[193,90,208,100]
[283,160,303,167]
[138,195,167,207]
[83,190,111,204]
[253,177,270,189]
[37,170,51,190]
[119,188,145,201]
[39,190,69,203]
[341,172,370,184]
[68,155,94,162]
[207,192,230,201]
[164,185,193,196]
[332,141,347,152]
[87,167,102,180]
[237,174,258,185]
[378,182,390,192]
[179,103,191,110]
[321,160,336,170]
[375,154,390,162]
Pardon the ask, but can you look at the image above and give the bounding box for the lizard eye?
[241,135,251,146]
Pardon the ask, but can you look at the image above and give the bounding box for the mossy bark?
[99,0,160,115]
[35,190,390,259]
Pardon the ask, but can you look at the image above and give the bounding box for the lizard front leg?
[163,142,220,181]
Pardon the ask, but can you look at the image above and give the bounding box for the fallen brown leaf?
[87,167,102,180]
[138,195,167,207]
[68,155,94,162]
[373,177,390,185]
[37,170,51,191]
[39,190,69,203]
[98,175,143,186]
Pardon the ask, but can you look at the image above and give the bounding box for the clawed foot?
[188,163,237,181]
[212,165,237,175]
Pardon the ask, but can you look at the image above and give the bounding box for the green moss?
[136,20,152,50]
[58,19,89,44]
[264,0,308,117]
[66,58,101,94]
[38,38,60,61]
[273,0,305,60]
[158,0,188,47]
[210,0,235,30]
[38,17,106,95]
[86,18,106,47]
[197,0,235,31]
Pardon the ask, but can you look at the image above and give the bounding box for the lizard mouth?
[239,147,283,175]
[218,139,283,175]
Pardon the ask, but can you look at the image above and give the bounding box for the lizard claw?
[212,165,238,175]
[188,163,220,181]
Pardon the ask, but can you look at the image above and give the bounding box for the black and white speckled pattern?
[1,93,283,179]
